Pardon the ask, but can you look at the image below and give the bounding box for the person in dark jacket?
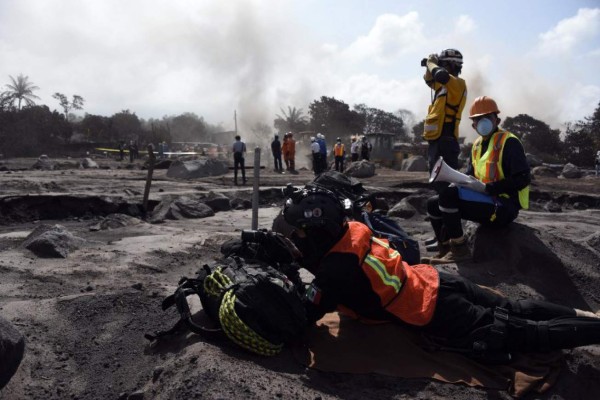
[271,134,283,173]
[424,96,530,264]
[281,188,600,361]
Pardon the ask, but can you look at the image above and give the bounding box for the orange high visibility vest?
[334,143,345,157]
[326,222,439,326]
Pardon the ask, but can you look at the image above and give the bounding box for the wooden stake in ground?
[143,143,156,217]
[251,147,261,230]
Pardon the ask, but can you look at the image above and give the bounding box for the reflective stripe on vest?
[325,221,439,326]
[471,130,530,209]
[364,237,402,294]
[334,143,344,157]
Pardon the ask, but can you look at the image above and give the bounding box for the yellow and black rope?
[203,267,283,356]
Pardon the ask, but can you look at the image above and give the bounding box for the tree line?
[1,74,599,166]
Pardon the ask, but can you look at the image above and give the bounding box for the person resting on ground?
[424,95,531,264]
[282,188,600,361]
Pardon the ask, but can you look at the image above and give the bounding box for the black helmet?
[439,48,463,64]
[283,188,346,240]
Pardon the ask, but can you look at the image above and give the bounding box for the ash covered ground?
[1,156,600,400]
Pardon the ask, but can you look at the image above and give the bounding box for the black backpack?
[358,211,420,265]
[146,256,307,356]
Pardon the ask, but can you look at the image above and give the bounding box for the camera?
[241,229,269,244]
[420,58,427,67]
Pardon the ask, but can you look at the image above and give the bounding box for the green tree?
[563,122,595,167]
[502,114,563,161]
[308,96,364,140]
[273,106,309,133]
[80,113,111,142]
[111,110,142,142]
[52,92,85,122]
[1,74,40,110]
[354,104,405,139]
[168,112,207,142]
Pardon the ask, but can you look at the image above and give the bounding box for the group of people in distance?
[277,48,600,361]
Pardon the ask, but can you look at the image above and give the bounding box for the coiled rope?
[203,267,283,356]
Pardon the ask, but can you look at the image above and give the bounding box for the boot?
[425,237,471,265]
[421,241,450,264]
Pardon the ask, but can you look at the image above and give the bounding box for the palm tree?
[2,74,40,110]
[275,106,308,132]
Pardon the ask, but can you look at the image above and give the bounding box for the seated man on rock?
[282,188,600,362]
[424,95,531,264]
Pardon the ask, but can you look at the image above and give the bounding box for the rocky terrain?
[1,156,599,400]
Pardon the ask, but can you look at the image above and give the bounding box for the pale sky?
[1,0,599,141]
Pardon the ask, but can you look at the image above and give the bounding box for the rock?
[230,198,252,210]
[532,166,557,177]
[387,198,417,219]
[166,159,229,179]
[544,201,562,213]
[345,160,376,178]
[31,155,54,170]
[150,159,172,169]
[401,156,428,172]
[21,224,86,258]
[131,283,143,291]
[203,191,232,212]
[526,153,543,167]
[89,214,142,231]
[401,194,429,215]
[573,202,588,210]
[149,196,215,223]
[561,163,582,179]
[80,158,99,169]
[0,315,25,390]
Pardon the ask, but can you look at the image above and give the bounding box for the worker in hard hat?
[423,96,531,264]
[333,137,345,172]
[421,49,467,178]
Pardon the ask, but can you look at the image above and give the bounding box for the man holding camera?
[421,49,467,175]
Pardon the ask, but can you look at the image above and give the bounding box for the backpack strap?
[145,277,224,342]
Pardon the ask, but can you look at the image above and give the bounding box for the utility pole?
[234,110,238,135]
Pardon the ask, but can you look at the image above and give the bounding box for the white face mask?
[476,118,494,136]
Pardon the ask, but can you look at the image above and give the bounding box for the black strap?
[145,277,224,342]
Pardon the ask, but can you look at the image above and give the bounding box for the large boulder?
[166,159,229,179]
[21,224,86,258]
[345,160,376,178]
[561,163,582,179]
[0,316,25,390]
[401,156,428,172]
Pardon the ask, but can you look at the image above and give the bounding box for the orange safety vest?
[326,221,439,326]
[334,143,345,157]
[471,130,529,209]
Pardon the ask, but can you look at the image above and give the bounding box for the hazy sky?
[1,0,599,140]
